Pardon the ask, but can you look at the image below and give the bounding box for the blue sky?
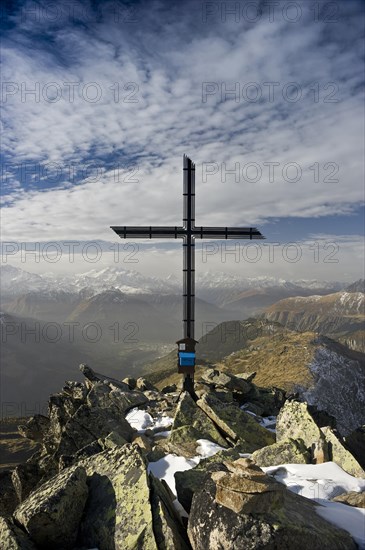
[1,0,364,281]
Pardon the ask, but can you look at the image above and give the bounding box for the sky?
[1,0,364,282]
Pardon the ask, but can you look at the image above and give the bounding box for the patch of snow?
[148,454,200,496]
[153,414,174,429]
[125,409,154,431]
[263,462,365,548]
[195,439,226,458]
[125,408,173,433]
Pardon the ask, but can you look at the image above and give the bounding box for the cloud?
[0,0,364,281]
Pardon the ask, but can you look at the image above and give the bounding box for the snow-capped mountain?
[0,264,346,301]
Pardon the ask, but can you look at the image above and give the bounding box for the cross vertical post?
[182,155,196,393]
[110,155,264,397]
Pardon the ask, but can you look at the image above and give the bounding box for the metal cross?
[111,155,264,394]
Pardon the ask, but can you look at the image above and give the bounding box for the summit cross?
[111,155,264,395]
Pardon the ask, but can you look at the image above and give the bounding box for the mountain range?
[1,264,364,414]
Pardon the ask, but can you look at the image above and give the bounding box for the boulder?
[197,393,275,452]
[187,458,357,550]
[174,450,243,513]
[0,471,18,517]
[123,377,137,389]
[235,371,257,383]
[78,445,158,549]
[201,368,251,394]
[18,415,50,442]
[79,363,129,391]
[14,465,88,550]
[136,377,158,392]
[132,434,153,453]
[87,380,148,413]
[332,491,365,508]
[0,517,37,549]
[11,462,43,503]
[251,438,311,467]
[169,392,228,457]
[321,426,365,478]
[161,384,178,394]
[102,430,128,449]
[56,403,135,457]
[149,474,191,550]
[345,425,365,470]
[276,400,323,448]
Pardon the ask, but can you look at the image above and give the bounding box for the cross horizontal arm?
[111,226,185,238]
[192,227,264,239]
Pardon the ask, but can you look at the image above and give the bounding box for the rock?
[175,463,229,515]
[122,377,137,389]
[14,465,88,549]
[175,469,208,513]
[251,438,310,467]
[0,516,37,549]
[240,402,264,416]
[78,445,158,549]
[169,392,228,457]
[18,415,50,442]
[149,474,191,550]
[276,400,323,448]
[345,425,365,470]
[168,426,208,458]
[56,403,135,457]
[0,471,18,517]
[187,459,357,550]
[87,381,148,413]
[235,371,257,383]
[136,377,158,392]
[251,386,286,415]
[332,491,365,508]
[132,434,153,453]
[201,368,251,394]
[102,430,128,449]
[79,363,129,391]
[161,384,178,394]
[11,462,43,503]
[321,426,365,478]
[197,393,275,452]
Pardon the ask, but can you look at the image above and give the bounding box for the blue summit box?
[179,352,196,367]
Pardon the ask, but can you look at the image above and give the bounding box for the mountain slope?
[144,320,365,434]
[262,291,365,352]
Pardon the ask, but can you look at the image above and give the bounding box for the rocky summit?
[1,364,364,549]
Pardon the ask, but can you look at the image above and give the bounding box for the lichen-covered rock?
[0,471,18,517]
[321,426,365,478]
[18,415,50,443]
[14,465,88,550]
[345,425,365,470]
[11,462,43,503]
[187,458,357,550]
[332,491,365,508]
[132,433,153,453]
[0,516,37,549]
[56,403,135,457]
[79,363,129,391]
[201,369,252,394]
[251,438,310,467]
[149,474,191,550]
[276,400,323,448]
[87,380,148,413]
[136,377,158,392]
[122,377,137,389]
[169,392,228,457]
[197,393,275,452]
[79,444,158,550]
